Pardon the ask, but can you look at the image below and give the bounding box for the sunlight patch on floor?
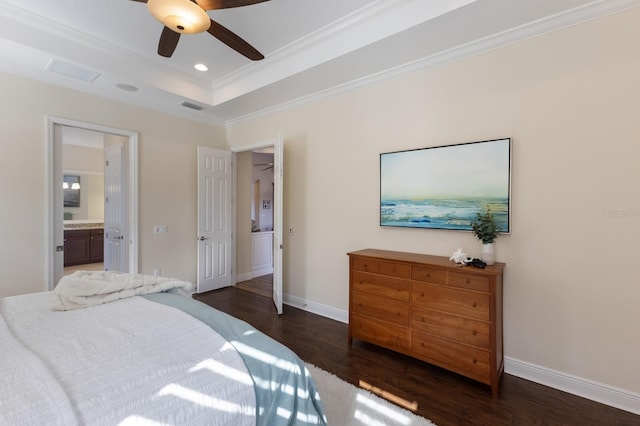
[355,393,411,426]
[359,379,418,412]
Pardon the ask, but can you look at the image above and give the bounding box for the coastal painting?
[380,138,511,232]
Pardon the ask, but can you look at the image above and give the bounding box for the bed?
[0,271,327,425]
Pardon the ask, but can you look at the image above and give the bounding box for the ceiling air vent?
[179,101,204,111]
[46,59,101,82]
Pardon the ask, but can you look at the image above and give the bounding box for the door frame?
[231,136,283,314]
[46,116,139,289]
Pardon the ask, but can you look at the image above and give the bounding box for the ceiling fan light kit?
[134,0,267,60]
[147,0,210,33]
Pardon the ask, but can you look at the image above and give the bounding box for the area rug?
[306,363,435,426]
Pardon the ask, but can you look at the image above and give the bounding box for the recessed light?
[115,83,139,92]
[194,63,208,72]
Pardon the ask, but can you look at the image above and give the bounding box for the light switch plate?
[154,225,168,234]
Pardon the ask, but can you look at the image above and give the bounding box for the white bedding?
[52,270,193,311]
[0,292,256,425]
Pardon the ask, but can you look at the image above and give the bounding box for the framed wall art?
[380,138,511,233]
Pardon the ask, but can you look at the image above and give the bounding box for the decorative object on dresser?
[348,249,504,396]
[470,207,501,266]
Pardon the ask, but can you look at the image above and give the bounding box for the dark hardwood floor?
[193,287,639,426]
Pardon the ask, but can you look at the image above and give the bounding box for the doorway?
[232,137,283,314]
[236,148,275,297]
[46,117,139,290]
[60,127,106,277]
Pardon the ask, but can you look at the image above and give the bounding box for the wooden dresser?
[348,248,504,396]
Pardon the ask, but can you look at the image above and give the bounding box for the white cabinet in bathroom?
[251,231,273,277]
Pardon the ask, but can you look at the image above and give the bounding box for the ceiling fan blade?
[207,19,264,61]
[158,27,181,58]
[129,0,148,3]
[196,0,268,10]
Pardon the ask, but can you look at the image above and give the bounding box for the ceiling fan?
[131,0,268,60]
[255,162,273,171]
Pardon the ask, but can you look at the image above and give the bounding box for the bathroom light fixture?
[63,182,80,189]
[146,0,210,34]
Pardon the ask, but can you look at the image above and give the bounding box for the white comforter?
[0,292,256,425]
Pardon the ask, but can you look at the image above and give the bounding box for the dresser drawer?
[351,313,410,352]
[411,331,490,383]
[411,266,447,285]
[352,271,410,302]
[351,257,410,278]
[411,307,489,348]
[352,292,409,326]
[448,271,490,292]
[412,283,490,321]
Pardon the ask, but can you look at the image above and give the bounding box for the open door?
[104,143,127,272]
[197,146,233,293]
[272,138,283,314]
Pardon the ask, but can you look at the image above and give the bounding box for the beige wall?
[0,72,225,296]
[63,144,103,173]
[227,8,640,396]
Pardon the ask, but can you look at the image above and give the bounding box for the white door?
[104,144,127,272]
[197,146,233,293]
[272,138,284,314]
[52,124,65,285]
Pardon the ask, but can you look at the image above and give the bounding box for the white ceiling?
[1,0,638,126]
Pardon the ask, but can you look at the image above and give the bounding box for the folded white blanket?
[53,270,193,311]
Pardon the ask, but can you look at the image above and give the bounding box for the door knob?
[198,236,208,241]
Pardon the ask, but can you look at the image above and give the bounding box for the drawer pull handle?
[472,330,477,336]
[467,279,471,283]
[473,359,477,364]
[472,302,477,308]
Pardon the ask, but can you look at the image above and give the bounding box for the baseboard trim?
[283,293,348,324]
[252,267,273,277]
[236,269,274,284]
[281,292,640,415]
[236,272,252,282]
[505,357,640,415]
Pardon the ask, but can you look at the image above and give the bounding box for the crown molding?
[226,0,640,127]
[212,0,477,106]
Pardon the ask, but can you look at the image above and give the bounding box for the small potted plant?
[470,207,500,265]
